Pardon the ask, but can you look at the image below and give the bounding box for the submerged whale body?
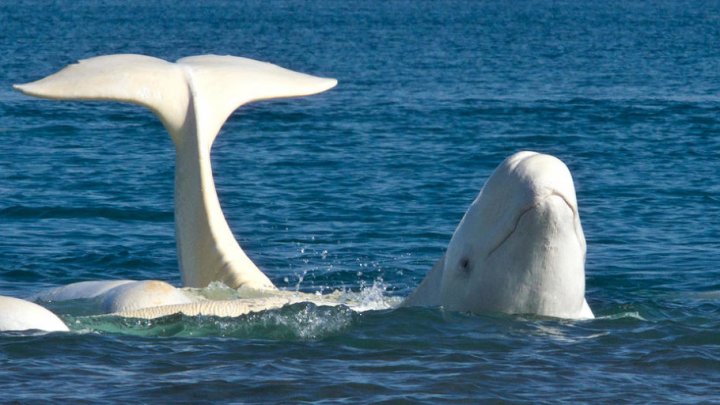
[404,151,594,320]
[0,295,68,332]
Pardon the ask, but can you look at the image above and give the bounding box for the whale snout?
[487,191,580,259]
[511,152,578,210]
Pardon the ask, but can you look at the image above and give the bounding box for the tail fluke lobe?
[13,54,190,137]
[178,55,337,146]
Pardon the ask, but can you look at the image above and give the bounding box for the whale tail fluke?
[14,54,337,144]
[15,54,337,291]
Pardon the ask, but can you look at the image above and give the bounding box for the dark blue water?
[2,1,720,402]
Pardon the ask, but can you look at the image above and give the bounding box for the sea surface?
[1,1,719,402]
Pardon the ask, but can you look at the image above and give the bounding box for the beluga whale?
[14,54,337,315]
[403,151,594,320]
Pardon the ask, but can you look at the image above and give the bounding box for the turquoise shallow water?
[1,1,720,402]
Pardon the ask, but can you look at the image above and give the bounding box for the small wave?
[183,279,402,313]
[69,302,357,340]
[532,324,610,343]
[342,279,403,311]
[598,311,647,321]
[53,277,402,339]
[0,205,172,222]
[692,291,720,300]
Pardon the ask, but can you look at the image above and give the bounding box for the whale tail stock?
[14,54,337,290]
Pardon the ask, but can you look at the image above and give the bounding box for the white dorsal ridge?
[14,54,337,290]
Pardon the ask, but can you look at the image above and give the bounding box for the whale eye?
[459,257,472,275]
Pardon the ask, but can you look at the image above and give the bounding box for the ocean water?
[1,0,719,402]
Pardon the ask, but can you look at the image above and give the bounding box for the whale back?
[30,280,136,302]
[99,280,194,313]
[0,295,69,332]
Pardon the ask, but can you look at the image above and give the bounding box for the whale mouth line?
[486,191,577,259]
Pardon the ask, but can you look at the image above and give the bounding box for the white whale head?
[405,151,593,319]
